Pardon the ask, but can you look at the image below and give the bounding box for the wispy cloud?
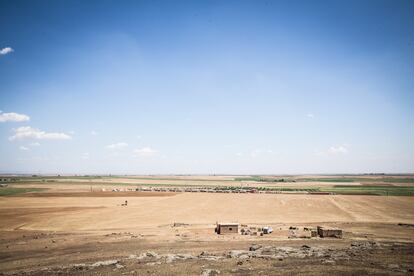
[0,112,30,122]
[19,146,29,151]
[133,147,158,157]
[0,47,14,55]
[306,113,314,118]
[91,130,98,136]
[329,145,348,154]
[316,144,349,156]
[30,142,40,147]
[9,126,72,141]
[106,142,128,150]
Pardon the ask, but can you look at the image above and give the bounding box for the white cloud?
[328,145,348,155]
[315,145,349,156]
[250,149,261,158]
[0,112,30,122]
[9,126,72,141]
[106,142,128,150]
[306,113,314,118]
[91,130,98,136]
[19,146,29,151]
[81,152,90,159]
[30,142,41,147]
[0,47,14,55]
[133,147,158,157]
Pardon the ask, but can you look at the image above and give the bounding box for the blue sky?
[0,0,413,174]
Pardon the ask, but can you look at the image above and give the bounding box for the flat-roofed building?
[317,226,343,238]
[215,222,239,234]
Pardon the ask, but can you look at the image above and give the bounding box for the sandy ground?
[0,193,413,232]
[0,180,414,275]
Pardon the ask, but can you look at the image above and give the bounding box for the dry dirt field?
[0,176,414,275]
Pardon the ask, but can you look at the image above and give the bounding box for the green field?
[293,177,414,184]
[1,174,414,197]
[213,185,414,196]
[0,188,45,196]
[111,176,235,182]
[299,178,356,182]
[320,185,414,196]
[382,178,414,183]
[234,176,295,182]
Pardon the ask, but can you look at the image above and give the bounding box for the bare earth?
[0,177,413,275]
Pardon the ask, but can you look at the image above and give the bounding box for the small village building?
[317,226,343,238]
[215,222,239,234]
[304,227,318,237]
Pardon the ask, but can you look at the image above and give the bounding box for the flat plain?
[0,174,413,275]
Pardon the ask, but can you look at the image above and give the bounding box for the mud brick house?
[215,223,239,234]
[317,226,343,238]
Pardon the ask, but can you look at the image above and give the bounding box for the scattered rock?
[176,253,195,259]
[115,264,124,269]
[231,267,252,272]
[350,241,380,251]
[228,250,250,258]
[249,244,262,251]
[200,268,220,276]
[198,254,223,261]
[322,259,335,265]
[90,260,119,267]
[122,271,136,275]
[72,263,87,269]
[165,253,195,263]
[199,251,210,257]
[388,264,400,270]
[239,254,250,260]
[255,254,281,260]
[198,251,223,261]
[145,251,159,258]
[146,261,161,266]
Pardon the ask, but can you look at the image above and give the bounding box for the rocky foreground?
[5,241,413,275]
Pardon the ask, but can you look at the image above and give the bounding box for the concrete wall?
[317,226,342,238]
[218,225,238,234]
